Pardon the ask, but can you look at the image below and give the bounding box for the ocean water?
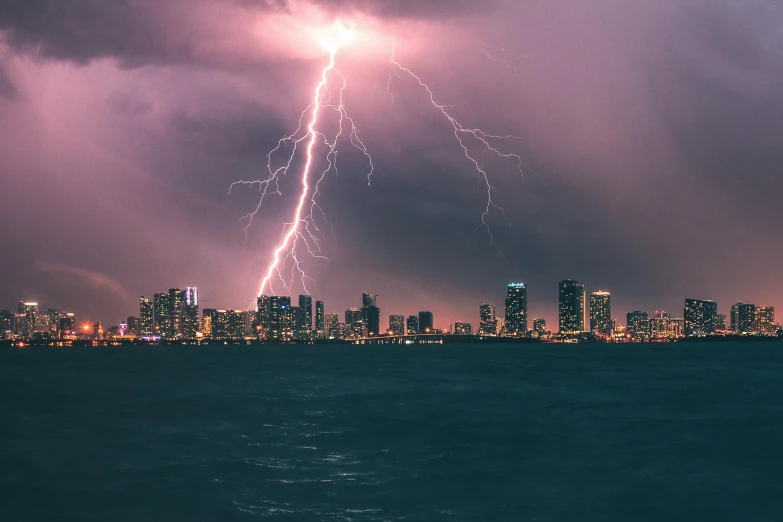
[1,343,782,521]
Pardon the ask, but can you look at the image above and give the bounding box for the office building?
[315,301,325,336]
[202,309,244,340]
[479,304,497,336]
[626,310,650,341]
[559,279,585,334]
[533,318,547,335]
[407,316,419,335]
[255,296,270,340]
[139,296,153,335]
[650,311,671,340]
[684,298,718,337]
[168,288,183,338]
[17,302,38,339]
[589,291,611,335]
[730,303,740,333]
[182,287,199,339]
[363,305,381,337]
[756,306,776,336]
[455,322,473,335]
[298,295,313,337]
[325,313,339,338]
[0,310,13,340]
[345,307,363,327]
[269,296,292,341]
[737,303,757,334]
[59,312,76,335]
[153,292,171,336]
[389,315,405,336]
[504,283,528,337]
[362,293,378,307]
[418,311,434,333]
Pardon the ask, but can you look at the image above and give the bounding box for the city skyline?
[2,2,783,333]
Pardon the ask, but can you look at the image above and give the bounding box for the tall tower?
[589,290,611,335]
[558,279,585,334]
[479,304,497,336]
[139,296,153,335]
[315,301,325,336]
[256,296,270,340]
[182,287,199,339]
[298,295,313,339]
[504,283,528,337]
[418,311,433,333]
[168,288,183,338]
[684,298,718,337]
[269,296,292,341]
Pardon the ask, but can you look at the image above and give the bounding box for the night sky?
[1,0,782,329]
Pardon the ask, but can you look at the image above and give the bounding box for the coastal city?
[1,279,780,345]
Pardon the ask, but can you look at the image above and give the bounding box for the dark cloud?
[0,62,16,100]
[308,0,499,19]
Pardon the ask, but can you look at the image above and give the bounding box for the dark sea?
[2,343,783,521]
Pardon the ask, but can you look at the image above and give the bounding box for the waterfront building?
[345,307,363,328]
[756,306,776,335]
[0,310,13,340]
[59,312,76,335]
[626,310,650,341]
[407,316,419,335]
[454,322,473,335]
[737,303,757,334]
[17,302,38,339]
[269,296,292,341]
[479,304,497,336]
[325,313,339,338]
[168,288,183,338]
[650,311,671,340]
[182,287,199,339]
[298,295,313,337]
[389,315,405,336]
[256,296,270,340]
[315,301,325,337]
[684,298,718,337]
[589,291,611,335]
[418,311,433,332]
[533,318,547,335]
[504,283,528,337]
[153,292,170,336]
[559,279,585,334]
[139,296,153,335]
[362,293,378,307]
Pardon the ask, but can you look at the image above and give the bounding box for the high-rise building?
[389,315,405,335]
[256,296,270,340]
[756,306,776,336]
[589,291,611,335]
[202,309,244,340]
[418,311,433,333]
[17,302,38,339]
[737,303,757,334]
[139,296,153,335]
[730,303,740,333]
[362,293,378,307]
[626,310,650,341]
[315,301,325,336]
[407,315,419,335]
[93,321,104,339]
[126,316,139,335]
[59,312,75,335]
[153,292,170,336]
[325,313,339,338]
[533,318,547,335]
[454,322,473,335]
[684,298,718,337]
[650,311,671,339]
[168,288,183,338]
[0,310,13,340]
[716,313,726,331]
[669,318,684,338]
[269,296,292,341]
[504,283,528,337]
[345,307,363,327]
[182,287,199,339]
[298,295,313,337]
[479,304,497,336]
[363,305,380,337]
[43,308,59,334]
[559,280,585,334]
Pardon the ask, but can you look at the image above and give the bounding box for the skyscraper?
[479,304,497,336]
[345,307,363,328]
[269,296,292,341]
[756,306,775,336]
[325,313,338,338]
[153,292,170,337]
[418,311,433,333]
[139,296,153,335]
[363,305,380,336]
[684,298,718,337]
[454,322,473,335]
[298,295,313,336]
[389,315,405,335]
[59,312,75,335]
[168,288,183,338]
[0,310,13,340]
[730,302,740,333]
[362,293,378,307]
[737,303,757,334]
[256,296,270,340]
[504,283,528,337]
[650,311,671,339]
[182,287,199,339]
[589,290,611,335]
[315,301,325,336]
[559,280,585,334]
[407,315,419,335]
[17,302,38,339]
[533,318,547,335]
[626,310,650,341]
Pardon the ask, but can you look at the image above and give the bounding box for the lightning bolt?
[388,41,524,255]
[231,39,372,299]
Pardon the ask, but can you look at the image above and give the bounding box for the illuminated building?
[533,318,547,335]
[407,316,419,335]
[298,295,313,339]
[93,321,104,339]
[730,303,740,333]
[455,322,472,335]
[716,313,726,331]
[44,308,59,334]
[504,283,528,337]
[256,296,270,340]
[756,306,776,336]
[559,280,585,334]
[737,303,757,334]
[59,312,75,335]
[153,293,170,336]
[0,310,13,340]
[333,322,351,340]
[315,301,325,337]
[345,308,363,328]
[168,288,183,338]
[202,309,244,340]
[325,313,339,338]
[589,291,611,335]
[269,297,292,341]
[389,315,405,336]
[479,304,497,336]
[626,310,650,341]
[684,299,718,337]
[17,302,38,339]
[202,309,215,338]
[182,287,199,339]
[669,318,684,338]
[363,305,380,337]
[350,319,368,339]
[650,311,671,339]
[139,296,153,335]
[126,316,139,335]
[418,311,434,333]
